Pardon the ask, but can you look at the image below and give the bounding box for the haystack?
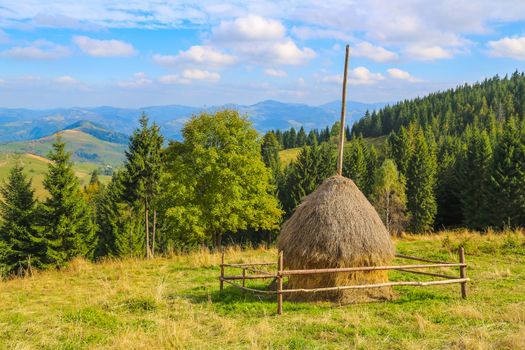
[277,175,395,303]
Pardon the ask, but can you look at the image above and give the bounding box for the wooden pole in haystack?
[337,45,350,176]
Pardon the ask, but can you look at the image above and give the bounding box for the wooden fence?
[219,247,469,315]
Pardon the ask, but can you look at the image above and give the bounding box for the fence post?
[458,246,467,299]
[220,248,225,292]
[242,267,246,294]
[277,250,283,315]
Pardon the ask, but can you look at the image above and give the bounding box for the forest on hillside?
[2,73,525,276]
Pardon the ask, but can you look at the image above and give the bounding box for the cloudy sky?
[1,0,525,108]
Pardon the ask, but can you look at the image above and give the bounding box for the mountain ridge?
[0,100,387,143]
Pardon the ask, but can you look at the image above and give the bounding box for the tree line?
[271,124,352,150]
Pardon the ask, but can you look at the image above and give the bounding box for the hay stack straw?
[277,175,395,303]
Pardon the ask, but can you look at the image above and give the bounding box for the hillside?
[0,153,110,198]
[63,120,128,144]
[0,232,523,349]
[0,128,126,166]
[352,73,525,138]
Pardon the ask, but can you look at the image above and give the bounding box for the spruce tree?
[456,127,493,229]
[0,163,46,275]
[261,132,281,181]
[40,136,95,267]
[307,130,318,146]
[342,138,367,191]
[406,129,437,232]
[365,145,379,197]
[123,113,164,257]
[94,171,143,258]
[388,126,412,176]
[279,143,335,216]
[296,127,307,147]
[490,117,525,228]
[288,127,297,148]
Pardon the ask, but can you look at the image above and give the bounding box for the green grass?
[279,148,302,165]
[0,153,111,198]
[1,231,524,349]
[0,129,126,166]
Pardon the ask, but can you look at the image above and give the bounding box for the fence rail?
[219,247,469,315]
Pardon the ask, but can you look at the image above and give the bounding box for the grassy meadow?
[1,231,524,349]
[0,129,126,166]
[0,153,111,198]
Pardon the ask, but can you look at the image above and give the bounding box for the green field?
[0,129,126,166]
[1,231,523,349]
[0,153,111,198]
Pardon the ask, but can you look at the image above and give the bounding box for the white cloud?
[291,26,351,41]
[405,45,453,60]
[212,15,285,42]
[182,69,220,81]
[352,42,398,62]
[487,36,525,60]
[73,36,136,57]
[211,15,316,66]
[159,69,220,84]
[153,45,236,67]
[264,68,287,77]
[1,40,70,60]
[54,76,77,85]
[117,72,152,88]
[387,68,422,82]
[349,66,385,85]
[0,79,5,85]
[320,66,384,85]
[158,74,188,85]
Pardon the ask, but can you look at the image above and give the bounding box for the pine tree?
[456,127,493,229]
[342,138,367,191]
[123,113,164,257]
[288,127,297,148]
[364,145,379,197]
[0,163,46,275]
[307,130,318,146]
[296,127,307,147]
[94,171,143,258]
[490,117,525,228]
[279,143,335,216]
[261,132,281,181]
[388,126,413,176]
[40,136,95,267]
[406,129,437,232]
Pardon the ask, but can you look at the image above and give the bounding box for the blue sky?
[1,1,525,108]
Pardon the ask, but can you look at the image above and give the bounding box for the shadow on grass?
[178,283,455,317]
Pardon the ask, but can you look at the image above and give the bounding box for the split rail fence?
[219,247,469,315]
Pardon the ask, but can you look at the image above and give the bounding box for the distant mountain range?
[0,100,386,144]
